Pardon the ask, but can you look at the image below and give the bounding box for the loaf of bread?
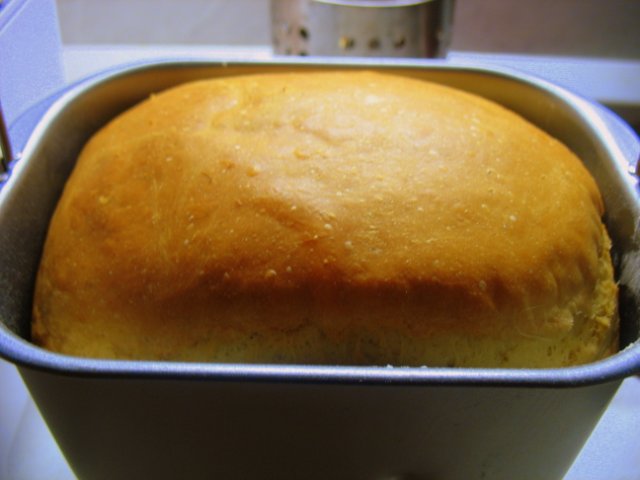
[32,71,618,367]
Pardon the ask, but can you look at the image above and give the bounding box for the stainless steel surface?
[0,59,639,480]
[271,0,454,57]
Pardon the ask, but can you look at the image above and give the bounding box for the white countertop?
[1,46,639,480]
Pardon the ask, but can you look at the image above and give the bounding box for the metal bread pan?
[0,58,639,480]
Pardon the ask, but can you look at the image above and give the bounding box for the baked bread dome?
[32,71,618,367]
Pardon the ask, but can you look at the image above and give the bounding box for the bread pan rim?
[1,56,639,387]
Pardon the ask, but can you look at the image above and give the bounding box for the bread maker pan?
[1,58,639,480]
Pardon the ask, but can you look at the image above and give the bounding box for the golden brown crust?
[31,71,618,367]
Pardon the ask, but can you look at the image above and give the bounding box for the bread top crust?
[34,71,612,353]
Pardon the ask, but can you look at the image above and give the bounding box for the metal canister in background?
[271,0,455,58]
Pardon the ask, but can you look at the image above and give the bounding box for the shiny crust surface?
[32,71,618,367]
